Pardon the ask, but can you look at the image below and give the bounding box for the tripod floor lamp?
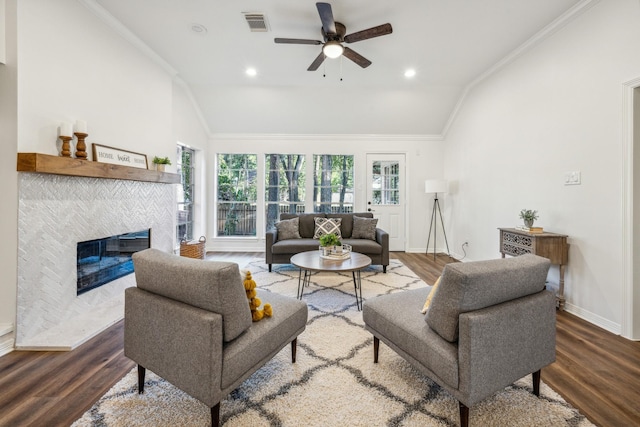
[425,179,450,261]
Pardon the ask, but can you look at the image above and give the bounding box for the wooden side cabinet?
[498,228,569,310]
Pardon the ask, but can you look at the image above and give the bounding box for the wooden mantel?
[17,153,180,184]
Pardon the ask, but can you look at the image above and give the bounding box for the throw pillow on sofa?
[313,217,342,239]
[352,216,378,240]
[275,217,301,240]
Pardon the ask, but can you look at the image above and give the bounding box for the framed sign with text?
[92,144,148,169]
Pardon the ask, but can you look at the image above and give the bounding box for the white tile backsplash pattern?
[16,173,175,349]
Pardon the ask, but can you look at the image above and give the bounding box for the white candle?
[75,120,87,134]
[59,122,72,137]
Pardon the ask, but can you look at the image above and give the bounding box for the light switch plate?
[564,171,581,185]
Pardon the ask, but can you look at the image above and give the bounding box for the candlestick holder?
[59,136,72,157]
[74,132,88,159]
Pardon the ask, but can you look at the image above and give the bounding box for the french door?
[365,154,406,251]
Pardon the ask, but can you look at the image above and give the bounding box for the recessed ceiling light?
[191,23,207,34]
[246,68,257,77]
[404,69,416,78]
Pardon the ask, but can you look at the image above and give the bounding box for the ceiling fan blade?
[344,23,393,44]
[316,2,337,35]
[342,47,372,68]
[307,52,326,71]
[274,38,322,45]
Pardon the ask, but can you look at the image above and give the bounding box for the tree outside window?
[217,154,257,236]
[313,155,354,213]
[265,154,305,232]
[176,145,195,243]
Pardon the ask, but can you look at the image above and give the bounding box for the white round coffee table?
[290,251,372,311]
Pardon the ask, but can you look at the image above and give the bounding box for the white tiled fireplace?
[16,173,175,350]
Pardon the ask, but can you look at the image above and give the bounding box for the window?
[176,145,195,242]
[313,155,354,213]
[372,160,399,205]
[265,154,305,231]
[217,154,258,236]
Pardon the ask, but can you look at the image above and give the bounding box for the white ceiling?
[92,0,583,136]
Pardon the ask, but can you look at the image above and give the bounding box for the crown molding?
[210,133,444,142]
[78,0,178,77]
[441,0,600,137]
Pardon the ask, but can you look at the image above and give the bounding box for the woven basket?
[180,236,206,259]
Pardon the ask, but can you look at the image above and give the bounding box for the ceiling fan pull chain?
[340,56,343,81]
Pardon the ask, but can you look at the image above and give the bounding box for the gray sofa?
[125,248,308,427]
[265,212,389,272]
[363,254,556,427]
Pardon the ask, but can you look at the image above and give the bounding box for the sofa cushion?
[275,217,301,240]
[425,254,551,343]
[327,212,373,238]
[341,239,382,254]
[363,288,459,388]
[132,248,252,342]
[271,238,320,254]
[222,291,308,389]
[313,217,342,239]
[352,216,378,240]
[281,213,326,238]
[421,276,441,314]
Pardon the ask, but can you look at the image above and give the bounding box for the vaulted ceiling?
[91,0,583,136]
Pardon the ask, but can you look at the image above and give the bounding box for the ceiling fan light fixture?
[323,41,344,59]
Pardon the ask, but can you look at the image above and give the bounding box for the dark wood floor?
[1,252,639,427]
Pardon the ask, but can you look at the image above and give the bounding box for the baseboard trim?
[564,302,622,336]
[0,333,15,357]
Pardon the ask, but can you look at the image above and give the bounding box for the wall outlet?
[564,171,581,185]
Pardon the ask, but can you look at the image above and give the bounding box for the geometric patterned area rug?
[73,259,593,427]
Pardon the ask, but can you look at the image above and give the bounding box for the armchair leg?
[459,402,469,427]
[211,402,220,427]
[269,264,272,272]
[373,336,379,363]
[383,265,387,273]
[137,365,146,394]
[291,338,297,363]
[533,370,541,397]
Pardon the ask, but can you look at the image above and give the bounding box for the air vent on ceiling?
[243,12,269,32]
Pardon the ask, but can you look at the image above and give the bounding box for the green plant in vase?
[319,234,341,255]
[519,209,539,228]
[152,156,172,172]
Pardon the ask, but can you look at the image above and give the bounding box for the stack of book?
[515,225,544,233]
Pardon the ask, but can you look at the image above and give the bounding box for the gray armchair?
[363,254,556,427]
[125,249,308,426]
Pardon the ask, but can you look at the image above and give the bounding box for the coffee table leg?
[298,269,312,300]
[352,270,363,311]
[297,269,304,300]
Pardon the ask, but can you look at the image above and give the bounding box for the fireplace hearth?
[77,229,150,295]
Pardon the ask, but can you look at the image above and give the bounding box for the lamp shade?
[425,179,448,194]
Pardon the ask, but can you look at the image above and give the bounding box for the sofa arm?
[124,287,224,407]
[375,228,390,267]
[265,229,278,265]
[457,290,556,407]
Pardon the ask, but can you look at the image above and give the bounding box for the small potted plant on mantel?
[319,234,341,256]
[152,156,171,172]
[519,209,539,228]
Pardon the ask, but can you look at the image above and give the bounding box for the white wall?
[0,0,17,345]
[1,0,208,352]
[17,0,174,161]
[207,135,445,254]
[172,80,210,240]
[444,0,640,334]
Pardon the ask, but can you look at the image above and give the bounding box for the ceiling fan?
[274,2,392,71]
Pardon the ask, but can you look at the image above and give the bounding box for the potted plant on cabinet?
[519,209,539,228]
[152,156,171,172]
